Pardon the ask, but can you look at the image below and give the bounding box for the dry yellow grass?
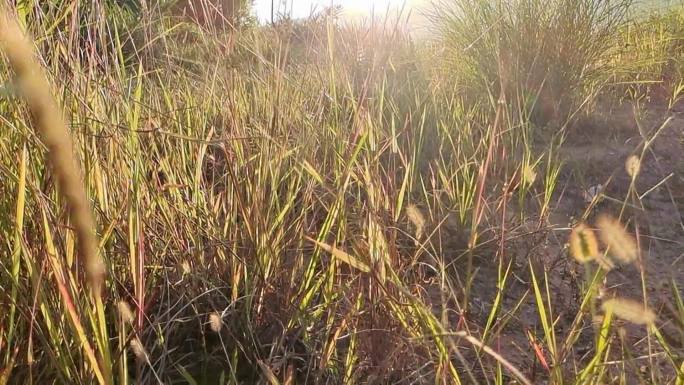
[0,8,103,286]
[0,8,111,385]
[0,1,680,384]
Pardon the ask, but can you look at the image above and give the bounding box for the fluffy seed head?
[522,164,537,186]
[406,204,426,243]
[209,311,223,333]
[569,223,599,263]
[594,254,615,271]
[602,298,656,326]
[117,300,135,324]
[597,215,638,264]
[130,338,148,362]
[625,155,641,178]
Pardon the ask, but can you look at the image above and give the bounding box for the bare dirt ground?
[425,101,683,382]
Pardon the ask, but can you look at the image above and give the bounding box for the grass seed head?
[597,215,638,264]
[117,301,135,324]
[130,338,148,362]
[602,298,656,326]
[569,223,599,263]
[209,311,223,333]
[594,254,615,271]
[406,204,426,243]
[625,155,641,178]
[522,164,537,186]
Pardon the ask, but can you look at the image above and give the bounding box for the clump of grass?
[610,3,684,101]
[430,0,632,126]
[0,6,111,385]
[0,1,681,384]
[0,8,103,286]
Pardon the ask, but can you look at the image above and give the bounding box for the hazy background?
[249,0,681,29]
[252,0,428,21]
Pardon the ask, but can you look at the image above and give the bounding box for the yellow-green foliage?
[432,0,631,126]
[611,4,684,99]
[0,1,681,384]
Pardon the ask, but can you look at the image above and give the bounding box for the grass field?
[0,1,683,384]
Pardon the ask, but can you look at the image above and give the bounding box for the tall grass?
[431,0,632,126]
[0,1,682,384]
[611,3,684,102]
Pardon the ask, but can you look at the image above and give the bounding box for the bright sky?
[252,0,425,21]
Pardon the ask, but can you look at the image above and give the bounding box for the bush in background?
[430,0,632,127]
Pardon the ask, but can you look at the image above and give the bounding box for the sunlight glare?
[252,0,424,21]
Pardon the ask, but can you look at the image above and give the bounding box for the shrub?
[431,0,631,126]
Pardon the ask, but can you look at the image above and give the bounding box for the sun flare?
[253,0,424,21]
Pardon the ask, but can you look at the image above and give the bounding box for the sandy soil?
[427,101,683,382]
